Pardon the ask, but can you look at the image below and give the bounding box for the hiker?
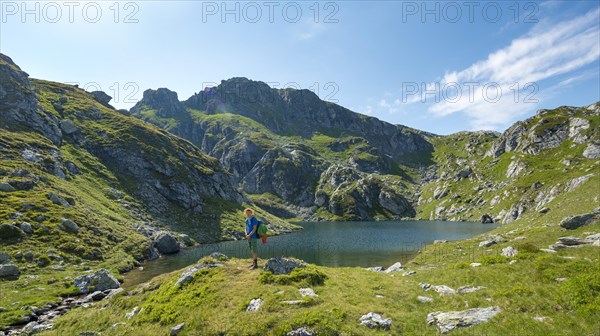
[244,208,260,269]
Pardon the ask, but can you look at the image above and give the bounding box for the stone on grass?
[299,288,317,297]
[470,263,482,267]
[282,300,304,305]
[246,298,263,312]
[175,263,222,287]
[359,312,392,330]
[60,218,79,234]
[433,240,448,244]
[0,264,20,278]
[402,271,416,276]
[48,193,70,207]
[0,182,15,192]
[501,246,518,257]
[418,296,433,303]
[427,306,501,334]
[557,237,593,246]
[209,252,228,261]
[559,210,599,230]
[74,269,120,294]
[20,222,33,235]
[457,286,486,294]
[479,240,496,247]
[286,326,315,336]
[264,257,306,275]
[428,285,456,296]
[60,119,79,134]
[365,266,384,272]
[383,262,403,274]
[125,306,139,319]
[170,322,185,336]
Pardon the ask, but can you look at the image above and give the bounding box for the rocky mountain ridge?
[129,78,599,223]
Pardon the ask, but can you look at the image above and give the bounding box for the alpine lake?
[123,220,500,287]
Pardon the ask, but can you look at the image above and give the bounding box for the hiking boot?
[249,260,258,270]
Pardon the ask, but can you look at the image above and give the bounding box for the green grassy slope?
[44,176,599,335]
[0,78,296,327]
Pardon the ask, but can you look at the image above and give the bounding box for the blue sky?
[1,0,598,134]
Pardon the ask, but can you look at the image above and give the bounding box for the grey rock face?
[0,54,62,145]
[427,306,501,334]
[0,252,11,263]
[359,312,392,330]
[153,231,180,254]
[264,257,306,275]
[48,193,71,207]
[131,88,184,118]
[60,119,79,134]
[0,264,20,278]
[20,222,33,234]
[73,269,120,294]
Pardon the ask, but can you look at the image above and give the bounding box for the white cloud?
[425,8,600,130]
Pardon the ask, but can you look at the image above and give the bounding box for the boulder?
[383,262,403,274]
[0,182,15,192]
[480,214,494,224]
[583,142,600,159]
[359,312,392,330]
[286,327,315,336]
[299,288,317,297]
[170,323,185,336]
[0,264,20,278]
[246,298,263,312]
[560,209,599,230]
[557,237,593,246]
[20,222,33,235]
[0,224,26,242]
[479,240,496,247]
[433,240,448,244]
[9,179,35,191]
[60,119,79,134]
[0,252,10,263]
[47,193,70,207]
[90,91,112,106]
[501,246,518,257]
[153,231,180,254]
[427,306,501,334]
[264,257,306,275]
[402,271,416,276]
[470,263,482,267]
[73,269,120,294]
[431,285,456,296]
[60,218,79,234]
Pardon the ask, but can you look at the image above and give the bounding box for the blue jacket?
[245,217,259,239]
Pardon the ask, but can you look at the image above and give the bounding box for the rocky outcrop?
[246,298,263,312]
[130,88,185,118]
[174,263,222,287]
[0,53,62,145]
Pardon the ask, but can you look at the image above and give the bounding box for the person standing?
[244,208,259,269]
